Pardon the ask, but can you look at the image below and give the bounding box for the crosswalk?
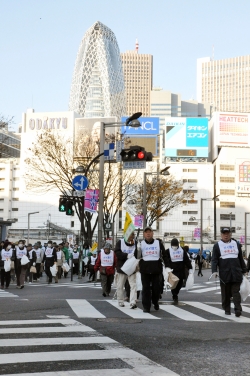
[0,317,179,376]
[0,287,18,298]
[66,299,250,323]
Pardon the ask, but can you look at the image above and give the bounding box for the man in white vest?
[212,227,247,317]
[139,227,168,313]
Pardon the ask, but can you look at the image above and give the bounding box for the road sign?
[72,190,86,197]
[104,143,115,161]
[104,222,113,234]
[72,175,88,191]
[123,161,146,169]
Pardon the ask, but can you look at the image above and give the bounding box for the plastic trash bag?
[163,267,173,291]
[4,259,11,272]
[240,276,250,301]
[186,273,194,290]
[50,264,57,277]
[120,256,139,276]
[113,272,118,288]
[136,272,142,291]
[62,262,70,272]
[21,255,29,265]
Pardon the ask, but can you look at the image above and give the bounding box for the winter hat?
[171,238,179,247]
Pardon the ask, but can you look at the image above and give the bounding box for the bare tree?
[24,131,136,245]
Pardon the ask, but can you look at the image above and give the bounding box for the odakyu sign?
[29,117,68,131]
[121,117,159,135]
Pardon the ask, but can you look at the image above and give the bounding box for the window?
[220,202,235,208]
[183,222,198,226]
[0,178,5,181]
[220,165,235,170]
[183,211,198,214]
[0,198,3,201]
[220,214,235,220]
[13,188,19,191]
[183,190,198,193]
[13,177,19,181]
[0,188,4,192]
[164,232,180,237]
[183,200,198,204]
[220,177,235,183]
[12,208,18,211]
[0,209,3,212]
[12,198,19,201]
[0,168,5,171]
[220,189,235,195]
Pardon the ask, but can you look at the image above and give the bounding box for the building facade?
[121,42,153,117]
[69,21,126,119]
[197,55,250,113]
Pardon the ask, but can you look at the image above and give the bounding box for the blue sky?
[1,0,250,130]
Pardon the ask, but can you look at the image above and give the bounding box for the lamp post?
[27,211,39,244]
[200,195,219,252]
[98,113,143,250]
[229,212,232,232]
[143,167,170,229]
[245,212,250,257]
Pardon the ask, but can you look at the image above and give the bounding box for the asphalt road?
[1,268,250,376]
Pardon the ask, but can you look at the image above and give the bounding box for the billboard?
[165,117,208,157]
[121,117,159,135]
[236,159,250,195]
[216,113,249,146]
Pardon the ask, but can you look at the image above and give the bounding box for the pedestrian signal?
[65,200,74,216]
[59,198,67,212]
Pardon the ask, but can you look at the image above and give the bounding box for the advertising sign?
[84,189,99,213]
[193,228,201,240]
[121,117,159,135]
[165,117,208,157]
[236,159,250,195]
[217,113,249,146]
[134,215,143,228]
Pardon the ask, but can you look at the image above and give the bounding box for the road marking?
[184,301,250,323]
[0,318,80,326]
[159,304,209,321]
[107,300,160,319]
[0,336,117,347]
[188,286,219,293]
[0,325,95,334]
[66,299,105,318]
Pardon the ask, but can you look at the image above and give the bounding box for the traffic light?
[120,145,153,162]
[65,200,74,216]
[59,198,67,212]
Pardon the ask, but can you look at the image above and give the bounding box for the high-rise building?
[197,55,250,113]
[121,41,153,116]
[69,21,126,119]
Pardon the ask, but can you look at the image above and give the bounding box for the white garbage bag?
[186,273,194,290]
[62,262,70,272]
[240,276,250,301]
[163,267,173,291]
[21,255,29,265]
[120,256,139,276]
[4,259,11,272]
[50,264,57,277]
[113,272,118,288]
[136,272,142,291]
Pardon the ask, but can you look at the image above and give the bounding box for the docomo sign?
[29,117,68,131]
[121,117,159,135]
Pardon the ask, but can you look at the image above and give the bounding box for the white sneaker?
[119,302,125,307]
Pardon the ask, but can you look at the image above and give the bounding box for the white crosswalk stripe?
[0,318,178,376]
[66,299,250,323]
[0,288,18,298]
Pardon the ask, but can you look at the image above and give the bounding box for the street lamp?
[229,212,232,232]
[245,212,250,257]
[143,167,170,229]
[27,211,39,244]
[200,195,219,252]
[98,112,142,250]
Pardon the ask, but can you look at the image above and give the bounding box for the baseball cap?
[221,227,231,233]
[143,226,153,232]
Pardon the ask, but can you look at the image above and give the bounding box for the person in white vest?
[212,227,247,317]
[115,232,139,309]
[55,244,65,283]
[94,243,117,297]
[33,243,44,281]
[139,227,168,313]
[165,238,192,304]
[27,244,37,283]
[0,243,13,289]
[42,244,57,284]
[87,252,97,282]
[13,241,28,289]
[71,246,80,275]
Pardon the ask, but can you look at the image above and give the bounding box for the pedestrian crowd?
[1,226,249,318]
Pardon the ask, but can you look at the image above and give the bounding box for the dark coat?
[165,248,192,279]
[115,239,138,274]
[212,240,246,284]
[42,248,57,267]
[139,238,168,275]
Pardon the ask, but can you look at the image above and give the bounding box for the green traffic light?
[60,205,65,211]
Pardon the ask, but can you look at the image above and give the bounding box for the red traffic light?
[137,151,145,159]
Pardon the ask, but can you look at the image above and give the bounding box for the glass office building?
[69,21,126,119]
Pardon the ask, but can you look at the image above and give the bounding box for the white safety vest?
[16,247,27,259]
[141,239,160,261]
[169,247,184,262]
[101,249,114,266]
[218,240,239,259]
[45,247,54,258]
[29,250,35,259]
[120,239,136,254]
[91,256,97,265]
[35,249,41,258]
[73,251,79,260]
[56,251,62,260]
[1,249,13,261]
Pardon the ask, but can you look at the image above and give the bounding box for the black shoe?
[201,274,203,277]
[130,304,137,309]
[154,304,159,311]
[102,292,106,297]
[235,311,241,317]
[225,311,231,315]
[173,295,178,302]
[143,308,150,313]
[20,285,24,289]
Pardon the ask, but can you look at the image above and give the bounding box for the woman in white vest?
[42,244,57,284]
[165,238,192,304]
[33,243,44,281]
[55,244,65,283]
[115,232,139,309]
[71,246,80,275]
[0,243,13,289]
[212,227,247,317]
[94,243,116,297]
[13,241,28,289]
[87,252,97,282]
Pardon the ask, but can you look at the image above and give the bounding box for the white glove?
[165,267,173,273]
[127,253,134,259]
[33,262,36,266]
[189,269,193,274]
